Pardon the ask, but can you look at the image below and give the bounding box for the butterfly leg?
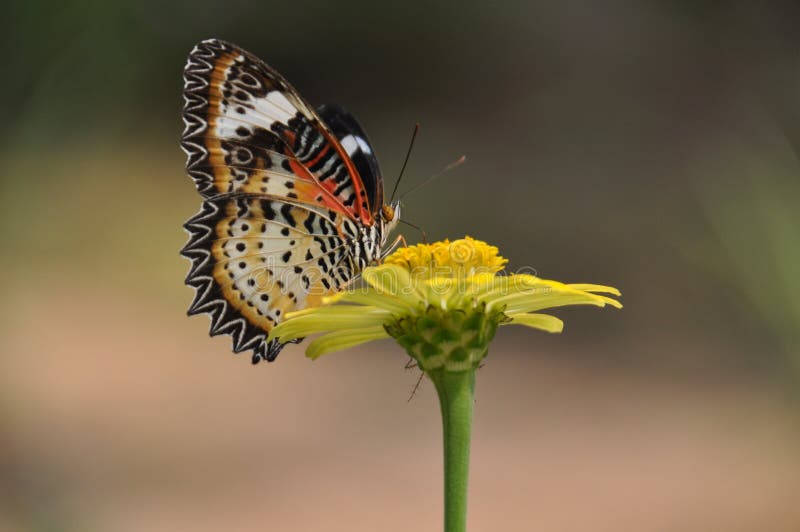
[378,234,408,263]
[404,357,424,401]
[407,370,425,402]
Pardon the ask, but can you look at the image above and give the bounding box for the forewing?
[317,104,384,214]
[181,39,376,224]
[181,196,357,363]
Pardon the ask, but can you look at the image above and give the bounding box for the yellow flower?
[269,237,621,530]
[269,237,621,371]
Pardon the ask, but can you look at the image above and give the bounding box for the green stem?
[428,368,476,532]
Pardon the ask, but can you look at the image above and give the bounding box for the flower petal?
[268,308,391,342]
[489,291,610,314]
[363,264,424,303]
[567,284,622,296]
[336,289,420,314]
[471,274,553,299]
[507,313,564,333]
[306,326,390,359]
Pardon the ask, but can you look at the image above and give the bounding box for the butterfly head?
[381,201,401,234]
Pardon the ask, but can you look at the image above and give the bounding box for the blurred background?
[3,1,800,530]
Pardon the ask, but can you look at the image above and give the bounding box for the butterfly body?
[181,39,399,363]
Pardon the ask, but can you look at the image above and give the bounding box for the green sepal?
[385,302,505,372]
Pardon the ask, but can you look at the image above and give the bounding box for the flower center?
[384,236,507,279]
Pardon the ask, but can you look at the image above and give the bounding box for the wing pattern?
[180,39,388,364]
[182,196,363,362]
[181,39,375,223]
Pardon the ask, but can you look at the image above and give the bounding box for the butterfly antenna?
[390,123,420,203]
[399,218,428,243]
[398,155,466,201]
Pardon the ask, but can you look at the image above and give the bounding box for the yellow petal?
[362,264,408,293]
[306,326,390,359]
[336,289,419,315]
[268,308,391,342]
[489,291,610,314]
[286,305,385,319]
[507,313,564,333]
[567,283,622,296]
[472,274,554,300]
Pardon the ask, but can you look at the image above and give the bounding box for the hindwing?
[182,196,356,363]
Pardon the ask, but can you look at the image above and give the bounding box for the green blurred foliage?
[691,121,800,379]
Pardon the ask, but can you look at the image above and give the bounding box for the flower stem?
[428,368,476,532]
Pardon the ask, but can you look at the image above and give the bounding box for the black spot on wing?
[280,203,296,227]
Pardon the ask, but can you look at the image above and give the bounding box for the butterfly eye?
[381,205,395,221]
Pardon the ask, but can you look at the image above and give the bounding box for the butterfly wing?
[316,103,384,215]
[181,38,378,224]
[180,39,385,363]
[182,196,359,363]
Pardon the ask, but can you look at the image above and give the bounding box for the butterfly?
[180,39,401,364]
